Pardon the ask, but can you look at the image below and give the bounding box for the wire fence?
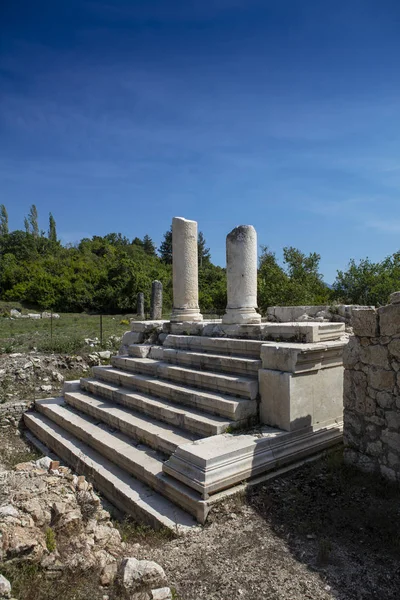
[0,308,225,355]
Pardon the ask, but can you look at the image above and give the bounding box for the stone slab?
[260,340,347,373]
[163,423,342,497]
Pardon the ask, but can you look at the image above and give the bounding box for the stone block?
[259,364,343,431]
[385,411,400,430]
[382,429,400,451]
[360,344,389,369]
[344,369,367,413]
[260,340,345,373]
[388,339,400,359]
[389,291,400,304]
[376,391,394,409]
[122,331,144,345]
[367,368,395,392]
[352,308,379,337]
[343,336,361,368]
[378,303,400,336]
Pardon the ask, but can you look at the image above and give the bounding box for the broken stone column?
[222,225,261,324]
[150,280,163,320]
[171,217,203,322]
[137,292,145,319]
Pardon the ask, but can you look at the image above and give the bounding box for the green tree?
[0,204,8,236]
[159,227,172,264]
[333,253,400,306]
[48,212,57,242]
[28,204,39,237]
[24,217,30,235]
[198,231,211,268]
[142,234,157,256]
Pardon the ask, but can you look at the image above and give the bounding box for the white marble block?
[171,217,203,323]
[259,341,346,432]
[222,225,261,325]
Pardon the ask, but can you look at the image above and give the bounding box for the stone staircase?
[24,335,262,530]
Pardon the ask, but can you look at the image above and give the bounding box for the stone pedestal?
[171,217,203,323]
[137,293,145,319]
[150,280,163,320]
[222,225,261,325]
[259,340,346,431]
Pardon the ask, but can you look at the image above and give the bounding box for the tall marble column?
[222,225,261,325]
[150,280,163,320]
[137,292,145,319]
[171,217,203,322]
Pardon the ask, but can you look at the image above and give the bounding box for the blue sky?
[1,0,400,282]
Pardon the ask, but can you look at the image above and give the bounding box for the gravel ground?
[133,449,400,600]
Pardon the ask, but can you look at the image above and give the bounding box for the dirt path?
[133,450,400,600]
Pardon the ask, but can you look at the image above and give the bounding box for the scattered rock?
[0,574,11,598]
[119,557,167,593]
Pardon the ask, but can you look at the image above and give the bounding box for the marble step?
[80,378,235,436]
[164,335,265,358]
[24,408,201,528]
[63,390,197,455]
[161,348,261,377]
[111,356,258,400]
[93,366,257,420]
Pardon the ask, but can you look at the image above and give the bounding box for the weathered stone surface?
[389,291,400,304]
[119,557,167,593]
[343,336,361,368]
[137,292,145,319]
[151,588,172,600]
[0,574,11,598]
[386,411,400,430]
[171,217,202,323]
[378,304,400,337]
[150,281,163,320]
[388,338,400,359]
[352,308,379,337]
[367,368,395,392]
[223,225,261,325]
[360,344,389,369]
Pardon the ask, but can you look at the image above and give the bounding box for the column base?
[170,308,203,323]
[222,307,261,325]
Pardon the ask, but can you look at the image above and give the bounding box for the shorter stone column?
[171,217,203,322]
[222,225,261,324]
[137,292,145,319]
[150,280,163,320]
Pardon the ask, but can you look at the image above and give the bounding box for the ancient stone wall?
[343,295,400,482]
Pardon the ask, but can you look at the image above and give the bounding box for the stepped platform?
[24,326,345,530]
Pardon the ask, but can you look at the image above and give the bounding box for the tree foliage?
[257,246,331,313]
[28,204,39,238]
[48,213,57,242]
[159,227,172,264]
[0,204,8,236]
[332,253,400,306]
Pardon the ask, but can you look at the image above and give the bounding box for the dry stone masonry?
[343,293,400,482]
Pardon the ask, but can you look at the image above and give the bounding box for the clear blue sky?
[1,1,400,282]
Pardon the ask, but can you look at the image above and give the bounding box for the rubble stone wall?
[343,294,400,483]
[0,400,33,427]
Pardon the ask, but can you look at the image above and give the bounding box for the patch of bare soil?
[135,449,400,600]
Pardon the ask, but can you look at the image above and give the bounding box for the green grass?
[0,309,134,354]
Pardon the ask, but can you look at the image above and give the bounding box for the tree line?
[1,204,399,314]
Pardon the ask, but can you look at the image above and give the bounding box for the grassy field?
[0,301,136,354]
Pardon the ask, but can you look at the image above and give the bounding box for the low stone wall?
[343,295,400,482]
[0,400,33,428]
[266,304,373,325]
